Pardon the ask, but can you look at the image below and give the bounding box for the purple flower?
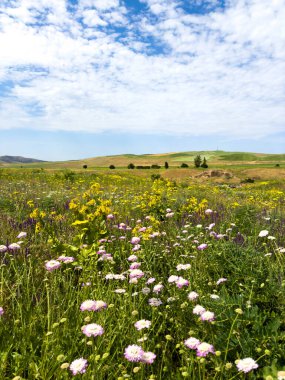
[17,231,27,239]
[188,291,199,301]
[8,243,21,251]
[184,337,201,349]
[196,342,215,357]
[80,300,107,312]
[134,319,151,331]
[45,260,61,271]
[128,254,138,262]
[200,311,215,322]
[124,345,144,362]
[175,277,189,288]
[81,323,104,337]
[69,358,88,375]
[197,243,208,250]
[57,256,75,263]
[130,262,141,270]
[148,298,162,307]
[141,351,156,364]
[131,237,140,245]
[193,305,206,315]
[0,245,7,253]
[0,307,4,316]
[129,269,144,279]
[153,284,164,293]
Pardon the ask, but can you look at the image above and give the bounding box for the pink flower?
[130,262,141,270]
[141,351,156,364]
[69,358,88,375]
[153,284,164,293]
[80,300,107,312]
[128,255,138,262]
[124,345,144,362]
[0,245,7,253]
[193,305,206,315]
[205,209,213,215]
[196,342,215,357]
[175,277,189,288]
[45,260,61,271]
[131,237,140,245]
[200,311,215,322]
[8,243,21,251]
[134,319,151,331]
[129,269,144,279]
[17,231,27,239]
[0,307,4,316]
[188,291,199,301]
[216,278,227,285]
[81,323,104,337]
[197,243,208,250]
[184,337,201,349]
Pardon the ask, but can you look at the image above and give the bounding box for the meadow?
[0,167,285,379]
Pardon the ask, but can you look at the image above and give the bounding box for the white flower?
[236,358,258,373]
[259,230,269,237]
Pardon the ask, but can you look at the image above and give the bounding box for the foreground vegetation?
[0,168,285,379]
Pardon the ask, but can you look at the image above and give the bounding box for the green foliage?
[180,163,189,168]
[127,163,135,169]
[201,157,208,168]
[164,161,169,169]
[109,165,115,169]
[194,154,202,168]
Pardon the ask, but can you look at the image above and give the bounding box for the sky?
[0,0,284,161]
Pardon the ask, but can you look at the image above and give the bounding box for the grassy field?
[1,150,285,171]
[0,167,285,379]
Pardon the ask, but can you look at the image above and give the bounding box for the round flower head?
[8,243,21,251]
[153,284,164,293]
[0,307,4,316]
[205,209,213,215]
[0,245,7,253]
[129,269,144,279]
[168,275,179,283]
[124,345,144,362]
[45,260,61,271]
[146,277,156,284]
[69,358,88,375]
[17,231,27,239]
[176,277,189,288]
[196,342,215,357]
[148,298,162,307]
[94,300,108,311]
[197,243,208,250]
[57,256,75,263]
[236,358,258,373]
[134,319,151,331]
[131,237,140,245]
[176,263,191,271]
[216,278,227,285]
[130,262,141,269]
[107,214,114,220]
[200,310,215,322]
[259,230,269,237]
[188,291,199,301]
[128,254,138,262]
[81,323,104,337]
[141,351,156,364]
[184,337,201,349]
[193,305,206,315]
[80,300,97,311]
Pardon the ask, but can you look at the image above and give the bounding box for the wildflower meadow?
[0,168,285,379]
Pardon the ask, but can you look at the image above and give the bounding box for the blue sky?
[0,0,284,160]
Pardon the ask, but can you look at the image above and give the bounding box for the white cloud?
[0,0,284,140]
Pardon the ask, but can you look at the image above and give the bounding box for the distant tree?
[109,165,115,169]
[164,161,169,169]
[194,155,202,168]
[83,164,87,169]
[151,164,161,169]
[128,163,135,169]
[181,163,189,168]
[275,163,280,167]
[201,157,208,168]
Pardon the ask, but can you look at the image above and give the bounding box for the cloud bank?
[0,0,284,139]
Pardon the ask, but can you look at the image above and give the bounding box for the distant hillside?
[0,155,46,163]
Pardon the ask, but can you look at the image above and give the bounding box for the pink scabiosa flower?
[0,245,7,253]
[196,342,215,357]
[81,323,104,337]
[193,305,206,315]
[128,254,138,262]
[176,263,191,271]
[236,358,258,373]
[131,237,140,245]
[141,351,156,364]
[200,311,215,322]
[168,275,179,283]
[124,345,144,362]
[184,337,201,349]
[216,278,227,285]
[8,243,21,251]
[166,212,174,218]
[188,291,199,301]
[57,256,75,263]
[148,298,162,307]
[134,319,151,331]
[197,243,208,250]
[129,269,144,279]
[17,231,27,239]
[205,209,213,215]
[69,358,88,375]
[45,260,61,271]
[94,300,108,311]
[153,284,164,294]
[175,277,189,288]
[80,300,97,311]
[0,307,4,316]
[146,277,156,284]
[107,214,114,220]
[130,262,141,270]
[132,244,141,252]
